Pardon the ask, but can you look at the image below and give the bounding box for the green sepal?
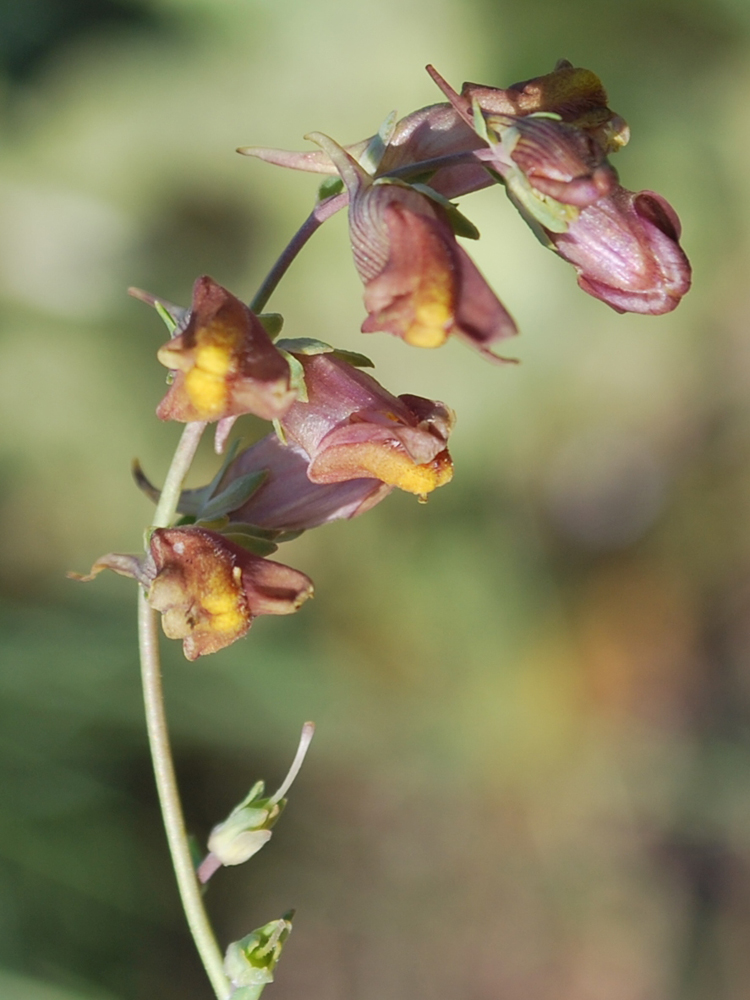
[155,301,178,334]
[224,914,294,991]
[331,348,374,368]
[257,312,284,339]
[173,440,243,515]
[471,97,491,143]
[277,350,308,403]
[359,110,397,175]
[272,419,287,445]
[194,515,230,531]
[222,534,278,556]
[276,337,333,356]
[318,175,344,201]
[198,470,268,522]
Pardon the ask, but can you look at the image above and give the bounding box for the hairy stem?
[249,191,348,314]
[138,420,231,999]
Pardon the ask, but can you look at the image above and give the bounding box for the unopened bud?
[224,912,294,998]
[198,723,314,881]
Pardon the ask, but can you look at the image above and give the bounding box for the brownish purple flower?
[220,433,392,531]
[156,276,296,423]
[147,527,312,660]
[278,347,455,498]
[307,132,517,360]
[546,187,691,314]
[427,66,691,315]
[72,527,313,660]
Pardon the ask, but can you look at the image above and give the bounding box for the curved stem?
[138,419,231,998]
[139,591,231,1000]
[249,191,348,314]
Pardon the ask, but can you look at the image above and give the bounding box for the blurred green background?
[2,0,750,997]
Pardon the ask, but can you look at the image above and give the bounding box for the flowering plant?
[71,59,690,998]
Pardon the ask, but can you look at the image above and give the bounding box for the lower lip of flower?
[311,442,454,495]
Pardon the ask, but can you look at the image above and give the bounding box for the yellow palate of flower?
[200,564,247,635]
[184,327,238,418]
[405,275,453,349]
[348,442,453,495]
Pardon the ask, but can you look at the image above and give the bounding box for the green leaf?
[331,348,375,368]
[199,471,268,521]
[221,532,279,557]
[318,175,344,201]
[276,337,333,356]
[257,312,284,339]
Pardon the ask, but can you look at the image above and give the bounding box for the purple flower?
[279,349,455,498]
[307,132,517,360]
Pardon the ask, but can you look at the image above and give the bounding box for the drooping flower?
[147,527,313,660]
[155,276,296,423]
[72,527,313,660]
[544,186,691,314]
[305,132,516,360]
[277,345,455,498]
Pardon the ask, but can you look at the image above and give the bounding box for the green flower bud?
[224,913,294,997]
[198,723,314,883]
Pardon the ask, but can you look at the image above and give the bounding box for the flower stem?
[249,191,348,314]
[153,421,208,529]
[138,420,231,999]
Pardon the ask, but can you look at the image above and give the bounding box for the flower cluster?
[75,59,691,664]
[243,59,690,319]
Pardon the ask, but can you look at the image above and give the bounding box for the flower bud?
[224,914,294,996]
[199,723,314,881]
[155,276,296,423]
[547,187,691,314]
[206,781,279,868]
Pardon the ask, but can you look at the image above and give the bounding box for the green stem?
[137,420,231,999]
[153,421,208,529]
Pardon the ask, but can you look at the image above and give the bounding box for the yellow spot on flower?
[404,273,453,349]
[199,563,247,635]
[314,442,453,495]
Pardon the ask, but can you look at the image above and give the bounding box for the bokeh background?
[2,0,750,997]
